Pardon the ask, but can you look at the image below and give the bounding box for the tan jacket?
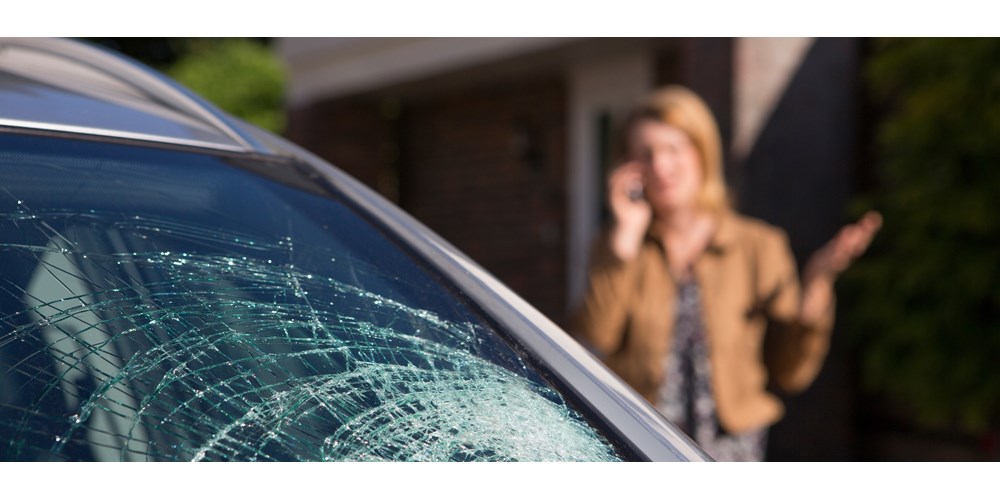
[571,211,835,434]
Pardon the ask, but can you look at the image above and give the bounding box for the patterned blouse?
[655,278,768,461]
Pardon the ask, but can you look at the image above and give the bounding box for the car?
[0,37,707,462]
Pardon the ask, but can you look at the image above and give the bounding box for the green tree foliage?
[88,38,287,134]
[844,38,1000,432]
[167,39,287,133]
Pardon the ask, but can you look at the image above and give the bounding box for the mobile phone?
[627,185,644,202]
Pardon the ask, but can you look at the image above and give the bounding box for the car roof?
[0,37,267,153]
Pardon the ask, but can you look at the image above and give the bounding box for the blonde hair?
[623,85,729,213]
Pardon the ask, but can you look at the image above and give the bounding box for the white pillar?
[732,37,815,162]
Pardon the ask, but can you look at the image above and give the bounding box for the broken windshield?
[0,133,623,461]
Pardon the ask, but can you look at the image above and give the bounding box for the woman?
[572,86,881,461]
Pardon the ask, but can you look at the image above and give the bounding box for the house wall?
[287,73,570,323]
[286,97,396,200]
[401,75,569,322]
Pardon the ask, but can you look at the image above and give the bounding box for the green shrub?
[168,39,286,133]
[844,38,1000,432]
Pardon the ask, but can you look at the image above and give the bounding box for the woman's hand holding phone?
[607,162,652,261]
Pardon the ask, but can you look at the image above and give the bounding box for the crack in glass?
[0,142,622,462]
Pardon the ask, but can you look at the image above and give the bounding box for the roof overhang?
[277,37,575,106]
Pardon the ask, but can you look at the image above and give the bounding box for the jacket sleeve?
[570,231,639,357]
[759,228,837,394]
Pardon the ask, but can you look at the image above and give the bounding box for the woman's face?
[628,119,704,214]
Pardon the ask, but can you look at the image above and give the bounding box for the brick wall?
[286,97,399,202]
[401,76,568,323]
[286,75,569,325]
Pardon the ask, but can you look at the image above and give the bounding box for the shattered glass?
[0,134,623,461]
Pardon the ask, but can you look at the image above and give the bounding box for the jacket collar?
[706,209,738,253]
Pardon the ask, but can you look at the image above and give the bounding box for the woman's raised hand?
[805,211,883,283]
